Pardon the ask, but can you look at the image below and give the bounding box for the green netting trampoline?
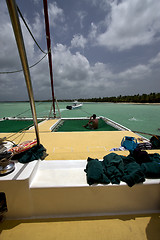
[54,119,119,132]
[0,120,36,133]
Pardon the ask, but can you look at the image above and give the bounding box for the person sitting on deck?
[83,114,98,129]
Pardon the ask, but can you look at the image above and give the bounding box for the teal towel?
[84,157,110,185]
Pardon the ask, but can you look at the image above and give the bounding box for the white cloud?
[31,13,44,41]
[50,44,117,99]
[0,1,160,101]
[53,44,90,83]
[0,2,47,100]
[96,0,160,51]
[33,0,40,4]
[89,0,111,11]
[0,4,22,71]
[24,47,160,99]
[149,52,160,66]
[118,64,151,82]
[77,11,87,29]
[48,2,64,27]
[89,22,98,41]
[70,34,87,49]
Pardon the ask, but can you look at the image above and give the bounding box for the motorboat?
[66,101,83,110]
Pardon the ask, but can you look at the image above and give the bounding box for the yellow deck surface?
[0,120,160,239]
[0,214,160,240]
[1,119,160,160]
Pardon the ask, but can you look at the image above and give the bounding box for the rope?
[4,119,41,143]
[0,4,50,75]
[17,131,25,145]
[17,5,47,54]
[79,108,93,116]
[2,101,48,144]
[14,101,44,118]
[0,53,48,74]
[132,130,160,138]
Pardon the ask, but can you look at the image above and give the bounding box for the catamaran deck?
[1,118,159,160]
[1,213,159,240]
[0,118,160,240]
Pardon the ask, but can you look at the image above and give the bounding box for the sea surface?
[0,102,160,139]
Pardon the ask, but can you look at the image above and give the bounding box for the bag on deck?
[121,136,138,151]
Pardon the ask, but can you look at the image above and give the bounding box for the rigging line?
[4,127,29,142]
[4,119,42,141]
[10,131,26,143]
[0,52,48,74]
[14,101,44,118]
[17,131,25,145]
[5,131,25,143]
[0,3,51,75]
[132,130,160,137]
[17,5,47,54]
[79,108,94,116]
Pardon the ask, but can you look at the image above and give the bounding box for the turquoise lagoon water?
[0,102,160,138]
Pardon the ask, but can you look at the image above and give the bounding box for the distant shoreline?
[115,102,160,105]
[1,92,160,104]
[0,101,160,105]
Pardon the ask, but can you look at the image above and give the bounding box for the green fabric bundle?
[150,136,160,149]
[12,144,47,163]
[84,151,160,187]
[103,153,124,184]
[141,153,160,178]
[121,156,145,187]
[84,157,110,185]
[141,162,160,178]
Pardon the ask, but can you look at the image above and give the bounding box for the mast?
[43,0,56,118]
[6,0,40,146]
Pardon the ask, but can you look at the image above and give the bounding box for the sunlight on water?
[129,117,143,121]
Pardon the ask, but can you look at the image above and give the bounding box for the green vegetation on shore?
[60,92,160,103]
[1,92,160,103]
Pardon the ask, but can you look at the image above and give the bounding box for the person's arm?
[89,115,93,122]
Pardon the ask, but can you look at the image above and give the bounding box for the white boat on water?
[66,101,83,110]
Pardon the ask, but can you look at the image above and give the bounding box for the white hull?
[66,102,83,110]
[72,103,83,109]
[1,159,160,219]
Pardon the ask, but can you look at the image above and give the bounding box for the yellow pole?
[6,0,40,145]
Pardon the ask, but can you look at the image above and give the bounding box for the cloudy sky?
[0,0,160,101]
